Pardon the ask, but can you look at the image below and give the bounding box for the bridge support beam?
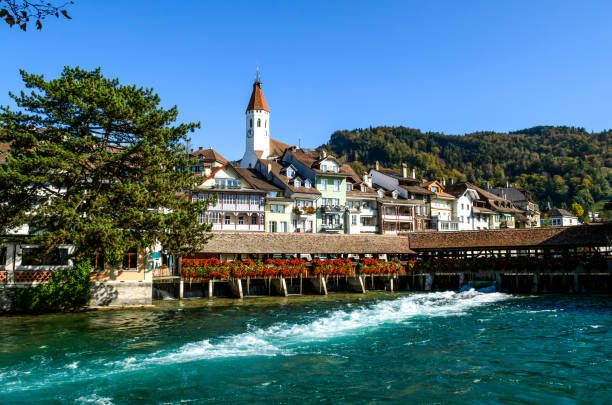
[532,273,539,293]
[425,273,433,291]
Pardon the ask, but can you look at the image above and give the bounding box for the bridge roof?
[198,232,414,255]
[406,223,612,251]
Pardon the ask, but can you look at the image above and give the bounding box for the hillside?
[322,126,612,214]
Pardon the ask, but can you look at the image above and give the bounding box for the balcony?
[381,213,413,222]
[211,223,264,232]
[292,207,317,216]
[321,205,345,213]
[359,225,379,234]
[208,204,264,212]
[320,223,344,232]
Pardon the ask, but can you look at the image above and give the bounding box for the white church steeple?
[241,70,270,168]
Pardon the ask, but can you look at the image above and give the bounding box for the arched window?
[294,179,301,187]
[250,119,253,128]
[305,179,311,188]
[257,118,261,127]
[265,120,267,128]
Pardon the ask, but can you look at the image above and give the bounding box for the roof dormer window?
[294,179,301,188]
[346,183,353,191]
[431,186,438,192]
[286,167,295,178]
[378,190,384,198]
[361,185,366,192]
[305,179,311,188]
[321,164,327,172]
[392,190,398,199]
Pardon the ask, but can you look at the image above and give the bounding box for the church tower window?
[257,118,261,127]
[250,119,253,128]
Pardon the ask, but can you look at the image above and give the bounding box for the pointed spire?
[246,69,269,112]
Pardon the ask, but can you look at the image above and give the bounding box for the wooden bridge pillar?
[425,273,433,291]
[573,273,579,294]
[532,273,539,293]
[495,272,503,292]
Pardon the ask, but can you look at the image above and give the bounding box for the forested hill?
[322,126,611,212]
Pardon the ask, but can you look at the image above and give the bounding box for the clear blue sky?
[1,0,611,160]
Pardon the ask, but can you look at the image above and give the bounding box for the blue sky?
[1,0,611,160]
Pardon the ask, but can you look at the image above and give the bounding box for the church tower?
[241,71,270,168]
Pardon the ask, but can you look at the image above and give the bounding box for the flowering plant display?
[312,258,354,276]
[358,258,401,275]
[407,255,600,274]
[265,258,308,277]
[181,258,230,279]
[181,258,308,279]
[303,206,317,214]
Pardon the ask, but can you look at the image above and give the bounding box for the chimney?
[442,177,446,186]
[486,181,490,189]
[451,178,454,184]
[411,168,416,179]
[319,150,327,159]
[506,180,509,188]
[401,163,408,178]
[190,148,194,152]
[199,146,202,150]
[363,173,372,188]
[375,161,380,170]
[267,162,272,174]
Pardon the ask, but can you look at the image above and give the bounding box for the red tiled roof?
[407,223,612,250]
[259,159,321,195]
[269,138,290,157]
[289,149,353,176]
[198,232,414,254]
[246,81,269,112]
[189,148,228,163]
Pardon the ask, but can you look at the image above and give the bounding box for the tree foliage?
[0,0,73,31]
[0,66,212,264]
[12,258,91,312]
[324,126,612,212]
[570,202,584,218]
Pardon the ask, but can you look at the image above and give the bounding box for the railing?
[211,224,265,231]
[320,223,344,231]
[321,205,345,213]
[293,207,317,216]
[382,214,413,221]
[208,204,263,212]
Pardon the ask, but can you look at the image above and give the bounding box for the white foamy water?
[139,290,509,366]
[0,290,510,394]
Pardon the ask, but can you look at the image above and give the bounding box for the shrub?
[13,259,92,313]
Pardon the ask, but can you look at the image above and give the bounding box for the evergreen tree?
[0,66,211,265]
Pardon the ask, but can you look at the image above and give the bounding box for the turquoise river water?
[0,291,611,404]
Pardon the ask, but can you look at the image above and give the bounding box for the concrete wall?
[90,281,152,307]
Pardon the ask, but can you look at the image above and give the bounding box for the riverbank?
[1,292,610,404]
